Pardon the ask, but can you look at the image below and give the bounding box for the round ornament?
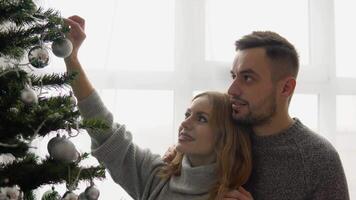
[21,85,38,104]
[52,38,73,58]
[61,191,78,200]
[41,187,61,200]
[47,134,79,163]
[84,184,100,200]
[28,46,50,68]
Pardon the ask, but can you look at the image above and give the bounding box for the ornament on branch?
[21,85,38,105]
[8,107,19,114]
[69,91,78,107]
[0,153,16,165]
[82,182,100,200]
[61,191,78,200]
[0,185,21,200]
[47,134,79,163]
[52,38,73,58]
[41,187,61,200]
[28,46,50,68]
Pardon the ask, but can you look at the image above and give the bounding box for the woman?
[65,15,253,200]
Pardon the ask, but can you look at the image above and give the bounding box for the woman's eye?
[184,112,190,119]
[198,116,208,123]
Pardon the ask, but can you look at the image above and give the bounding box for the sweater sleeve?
[77,91,164,199]
[309,140,349,200]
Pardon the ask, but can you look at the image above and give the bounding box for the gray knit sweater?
[78,91,217,200]
[244,119,349,200]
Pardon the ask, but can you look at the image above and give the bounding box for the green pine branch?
[0,153,106,192]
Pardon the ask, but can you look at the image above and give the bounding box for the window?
[36,0,355,199]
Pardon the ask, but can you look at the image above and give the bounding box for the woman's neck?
[186,154,216,167]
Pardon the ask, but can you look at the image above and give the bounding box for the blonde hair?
[158,91,252,199]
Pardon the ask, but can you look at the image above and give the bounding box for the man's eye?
[231,74,237,79]
[244,75,252,82]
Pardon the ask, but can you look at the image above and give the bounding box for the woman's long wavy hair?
[158,91,252,200]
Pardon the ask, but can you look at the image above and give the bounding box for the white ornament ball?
[78,192,87,200]
[47,134,79,163]
[28,46,50,68]
[69,95,77,107]
[41,187,61,200]
[84,185,100,200]
[0,186,20,200]
[0,193,7,200]
[21,86,38,104]
[52,38,73,58]
[61,191,78,200]
[9,107,19,114]
[0,153,16,165]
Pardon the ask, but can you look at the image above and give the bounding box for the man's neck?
[253,113,294,137]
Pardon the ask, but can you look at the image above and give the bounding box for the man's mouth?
[231,100,248,113]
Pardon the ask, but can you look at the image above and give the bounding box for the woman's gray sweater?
[78,91,217,200]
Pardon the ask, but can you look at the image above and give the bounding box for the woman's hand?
[162,145,177,163]
[223,187,253,200]
[64,15,86,60]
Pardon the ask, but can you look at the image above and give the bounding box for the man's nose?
[228,78,241,97]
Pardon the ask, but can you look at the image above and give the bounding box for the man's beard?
[233,92,277,126]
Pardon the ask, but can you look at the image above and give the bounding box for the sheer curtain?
[35,0,355,198]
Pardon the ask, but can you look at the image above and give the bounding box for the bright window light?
[44,0,175,71]
[335,0,356,78]
[289,94,319,131]
[205,0,309,65]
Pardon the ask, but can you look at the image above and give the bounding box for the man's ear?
[279,76,296,98]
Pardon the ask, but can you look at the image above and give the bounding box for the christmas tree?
[0,0,107,199]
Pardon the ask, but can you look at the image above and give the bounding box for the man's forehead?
[231,48,268,74]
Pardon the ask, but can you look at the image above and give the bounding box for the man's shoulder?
[292,120,340,165]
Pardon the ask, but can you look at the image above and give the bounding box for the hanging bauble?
[28,46,50,68]
[0,193,7,200]
[47,134,79,163]
[21,85,38,104]
[41,187,61,200]
[61,191,78,200]
[0,153,16,165]
[84,184,100,200]
[0,186,20,200]
[78,192,87,200]
[8,107,19,114]
[69,92,77,107]
[52,38,73,58]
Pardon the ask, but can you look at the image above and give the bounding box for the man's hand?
[223,187,253,200]
[162,145,177,163]
[64,15,86,59]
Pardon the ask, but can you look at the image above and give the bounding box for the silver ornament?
[47,134,79,163]
[78,192,87,200]
[21,85,38,104]
[0,193,8,200]
[61,191,78,200]
[0,186,20,200]
[9,107,19,114]
[52,38,73,58]
[28,46,50,68]
[69,95,77,107]
[41,187,61,200]
[84,184,100,200]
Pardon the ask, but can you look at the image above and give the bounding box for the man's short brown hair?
[235,31,299,81]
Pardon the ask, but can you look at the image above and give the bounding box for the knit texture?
[244,119,349,200]
[78,91,217,200]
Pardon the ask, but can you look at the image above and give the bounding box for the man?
[224,31,349,199]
